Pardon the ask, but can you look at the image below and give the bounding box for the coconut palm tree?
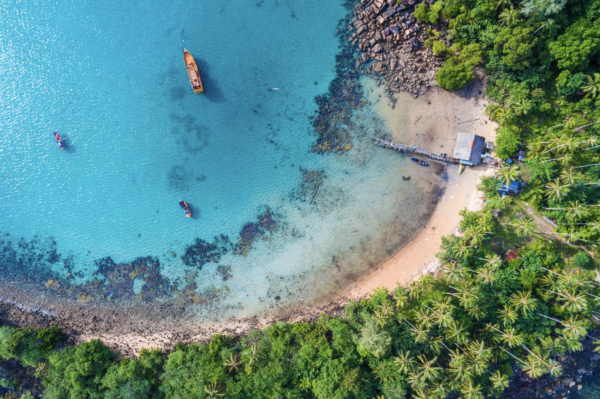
[430,380,449,399]
[477,267,497,284]
[539,336,567,356]
[454,239,473,259]
[223,353,243,373]
[545,179,570,201]
[443,262,465,282]
[512,217,537,237]
[406,280,423,300]
[522,357,546,379]
[414,308,435,329]
[554,288,588,313]
[540,273,562,291]
[532,18,555,34]
[415,354,443,382]
[204,382,226,398]
[498,165,520,186]
[499,7,519,26]
[510,291,537,315]
[445,320,471,346]
[243,345,261,367]
[394,350,415,375]
[407,371,427,390]
[565,201,591,221]
[393,287,408,309]
[497,304,519,325]
[466,302,486,320]
[495,0,512,9]
[460,378,484,399]
[547,359,564,377]
[583,73,600,99]
[490,370,510,390]
[559,169,581,185]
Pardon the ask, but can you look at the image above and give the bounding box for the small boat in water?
[54,132,65,150]
[411,157,429,166]
[179,201,192,217]
[183,49,204,94]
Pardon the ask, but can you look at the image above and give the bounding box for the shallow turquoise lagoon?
[0,0,446,322]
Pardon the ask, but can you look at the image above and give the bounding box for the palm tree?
[443,262,465,282]
[243,345,261,367]
[554,288,588,313]
[539,336,567,356]
[407,371,427,390]
[495,0,512,9]
[415,354,443,382]
[511,217,537,237]
[583,73,600,99]
[394,350,415,375]
[499,7,519,26]
[460,378,484,399]
[414,308,435,329]
[406,280,423,300]
[522,357,546,378]
[560,169,581,185]
[430,380,449,399]
[223,353,243,373]
[445,320,471,346]
[490,370,510,390]
[565,201,591,221]
[497,305,519,325]
[204,381,226,398]
[393,287,408,309]
[547,359,564,377]
[561,316,588,339]
[477,267,497,284]
[532,18,555,34]
[510,291,537,315]
[466,303,486,320]
[453,239,473,259]
[540,273,562,291]
[498,165,520,186]
[545,179,570,201]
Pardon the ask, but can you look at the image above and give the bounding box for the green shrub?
[414,3,431,22]
[37,325,63,353]
[356,318,391,358]
[432,40,448,56]
[572,251,592,268]
[495,125,521,159]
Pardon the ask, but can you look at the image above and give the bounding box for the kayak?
[54,132,65,150]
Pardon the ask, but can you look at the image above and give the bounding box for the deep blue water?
[0,0,446,321]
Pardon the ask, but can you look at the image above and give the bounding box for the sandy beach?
[348,78,497,297]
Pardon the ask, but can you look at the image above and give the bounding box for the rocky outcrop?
[348,0,445,99]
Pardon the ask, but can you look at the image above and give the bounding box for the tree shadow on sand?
[196,60,226,103]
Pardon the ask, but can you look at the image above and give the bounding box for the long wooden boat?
[183,49,204,94]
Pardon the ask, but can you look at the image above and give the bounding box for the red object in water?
[179,201,192,217]
[54,132,65,150]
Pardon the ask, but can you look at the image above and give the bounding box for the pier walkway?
[372,138,459,165]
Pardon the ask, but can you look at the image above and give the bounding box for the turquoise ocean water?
[0,0,446,322]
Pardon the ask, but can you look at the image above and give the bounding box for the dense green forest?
[2,0,600,397]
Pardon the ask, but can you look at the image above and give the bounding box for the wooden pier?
[372,138,459,165]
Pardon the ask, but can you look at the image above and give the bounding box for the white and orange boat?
[183,49,204,94]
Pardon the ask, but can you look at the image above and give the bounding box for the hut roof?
[453,133,485,164]
[505,250,520,261]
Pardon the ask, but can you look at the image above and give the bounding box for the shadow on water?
[188,202,201,220]
[196,60,226,103]
[63,137,76,154]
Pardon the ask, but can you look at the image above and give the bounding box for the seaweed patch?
[310,17,364,154]
[181,234,232,270]
[233,207,279,256]
[290,168,326,204]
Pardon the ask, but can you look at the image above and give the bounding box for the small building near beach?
[453,133,486,165]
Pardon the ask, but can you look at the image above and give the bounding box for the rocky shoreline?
[499,334,600,399]
[348,0,446,101]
